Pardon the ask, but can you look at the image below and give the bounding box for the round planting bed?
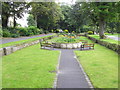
[53,42,82,49]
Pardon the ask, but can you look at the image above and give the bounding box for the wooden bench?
[39,40,54,49]
[80,43,94,50]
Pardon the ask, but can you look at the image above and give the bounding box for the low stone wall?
[0,35,56,56]
[53,42,82,49]
[86,35,120,54]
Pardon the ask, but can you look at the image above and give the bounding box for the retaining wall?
[85,35,120,54]
[0,35,56,56]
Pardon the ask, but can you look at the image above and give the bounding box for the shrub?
[44,30,49,34]
[87,31,93,35]
[11,33,20,38]
[16,27,28,36]
[39,28,44,34]
[3,29,11,37]
[104,33,109,35]
[27,26,42,35]
[64,29,69,33]
[0,29,2,37]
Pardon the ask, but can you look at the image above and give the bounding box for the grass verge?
[2,35,54,48]
[2,44,59,88]
[75,36,118,88]
[89,35,119,44]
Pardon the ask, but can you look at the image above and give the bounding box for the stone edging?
[0,35,56,56]
[53,42,82,49]
[85,35,120,54]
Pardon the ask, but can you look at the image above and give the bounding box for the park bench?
[80,43,94,50]
[39,39,54,49]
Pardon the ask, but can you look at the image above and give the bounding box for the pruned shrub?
[64,29,69,33]
[87,31,93,35]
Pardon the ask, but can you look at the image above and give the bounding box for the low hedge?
[86,35,120,54]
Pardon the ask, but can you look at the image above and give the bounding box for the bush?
[64,29,69,33]
[11,34,20,38]
[39,28,44,34]
[27,26,40,35]
[3,29,11,37]
[104,33,109,35]
[44,31,49,34]
[0,29,3,37]
[16,27,28,36]
[87,31,93,35]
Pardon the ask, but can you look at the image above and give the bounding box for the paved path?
[56,49,92,88]
[2,33,53,44]
[106,35,120,41]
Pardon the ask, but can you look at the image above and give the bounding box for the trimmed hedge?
[86,35,120,54]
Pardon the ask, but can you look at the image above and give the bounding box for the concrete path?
[2,33,53,44]
[56,49,92,88]
[106,35,120,41]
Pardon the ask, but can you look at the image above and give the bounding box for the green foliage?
[31,2,63,30]
[16,27,28,36]
[87,31,93,35]
[2,26,44,38]
[2,2,29,27]
[64,29,69,33]
[3,29,11,37]
[27,14,36,26]
[27,26,39,35]
[0,29,3,37]
[11,34,20,38]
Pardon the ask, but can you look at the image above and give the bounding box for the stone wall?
[53,42,82,49]
[1,35,56,56]
[86,35,120,54]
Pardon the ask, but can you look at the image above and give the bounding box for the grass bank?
[2,44,59,88]
[2,35,54,48]
[89,35,119,44]
[75,36,118,88]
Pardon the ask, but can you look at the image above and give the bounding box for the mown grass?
[2,35,54,48]
[89,35,119,44]
[75,36,118,88]
[2,44,60,88]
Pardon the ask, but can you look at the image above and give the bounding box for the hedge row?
[85,35,120,54]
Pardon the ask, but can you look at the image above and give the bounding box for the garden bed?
[48,36,85,49]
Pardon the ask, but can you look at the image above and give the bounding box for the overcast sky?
[16,0,76,27]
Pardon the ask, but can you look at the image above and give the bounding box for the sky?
[16,0,76,27]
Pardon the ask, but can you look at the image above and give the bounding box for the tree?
[31,2,63,31]
[2,2,29,28]
[87,2,117,38]
[27,14,36,26]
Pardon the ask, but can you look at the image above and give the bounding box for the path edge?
[53,50,61,88]
[73,51,94,88]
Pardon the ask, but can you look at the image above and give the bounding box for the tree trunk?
[99,19,105,39]
[2,15,8,28]
[13,15,16,27]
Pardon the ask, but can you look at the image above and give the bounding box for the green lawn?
[89,35,119,44]
[75,36,118,88]
[2,35,54,48]
[2,44,60,88]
